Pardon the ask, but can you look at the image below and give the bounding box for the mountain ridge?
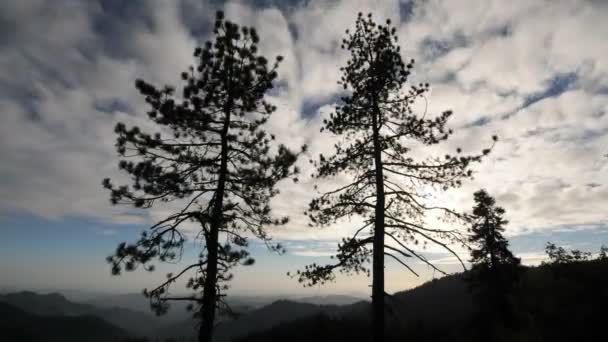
[0,301,129,342]
[0,290,160,337]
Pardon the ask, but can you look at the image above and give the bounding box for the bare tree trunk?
[199,225,219,342]
[371,108,385,342]
[199,99,232,342]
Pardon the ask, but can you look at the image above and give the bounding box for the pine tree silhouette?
[103,11,304,342]
[291,12,495,342]
[544,242,593,264]
[467,189,521,342]
[599,245,608,260]
[469,190,519,268]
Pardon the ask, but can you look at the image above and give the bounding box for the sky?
[1,0,607,298]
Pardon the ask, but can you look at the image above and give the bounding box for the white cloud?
[1,0,607,269]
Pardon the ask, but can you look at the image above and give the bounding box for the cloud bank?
[1,0,607,263]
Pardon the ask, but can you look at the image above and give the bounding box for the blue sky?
[1,0,607,296]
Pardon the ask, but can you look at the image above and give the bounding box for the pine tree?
[599,245,608,260]
[544,242,591,264]
[469,190,519,269]
[467,189,520,341]
[103,11,303,342]
[291,13,495,341]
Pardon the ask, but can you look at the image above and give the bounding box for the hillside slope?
[0,301,128,342]
[0,291,159,337]
[235,259,608,342]
[157,298,369,341]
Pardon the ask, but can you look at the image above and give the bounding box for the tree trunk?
[199,223,219,342]
[199,98,232,342]
[371,107,385,342]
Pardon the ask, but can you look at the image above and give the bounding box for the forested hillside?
[236,258,608,342]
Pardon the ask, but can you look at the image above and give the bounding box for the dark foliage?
[240,258,608,342]
[232,314,371,342]
[466,190,521,341]
[290,12,494,341]
[103,10,303,341]
[543,241,592,264]
[120,338,195,342]
[516,258,608,342]
[468,190,520,267]
[600,244,608,260]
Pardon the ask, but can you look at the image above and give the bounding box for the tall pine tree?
[292,13,495,341]
[103,11,303,342]
[469,189,519,268]
[467,189,521,341]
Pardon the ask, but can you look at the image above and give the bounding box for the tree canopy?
[103,11,303,342]
[467,189,521,342]
[291,12,495,341]
[469,189,520,268]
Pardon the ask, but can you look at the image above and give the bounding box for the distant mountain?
[0,301,128,342]
[213,278,468,342]
[85,292,264,322]
[214,273,477,342]
[0,285,16,294]
[85,292,193,323]
[0,290,369,341]
[215,300,328,341]
[225,295,291,310]
[215,298,370,341]
[84,292,364,315]
[8,258,606,342]
[294,294,366,306]
[0,291,160,337]
[155,298,369,341]
[0,291,85,316]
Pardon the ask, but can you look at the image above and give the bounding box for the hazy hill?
[4,259,606,342]
[86,292,363,314]
[0,290,367,341]
[215,299,371,341]
[85,293,280,320]
[0,291,159,337]
[216,300,331,341]
[155,298,369,341]
[221,276,470,342]
[294,294,365,306]
[84,292,193,323]
[0,301,128,342]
